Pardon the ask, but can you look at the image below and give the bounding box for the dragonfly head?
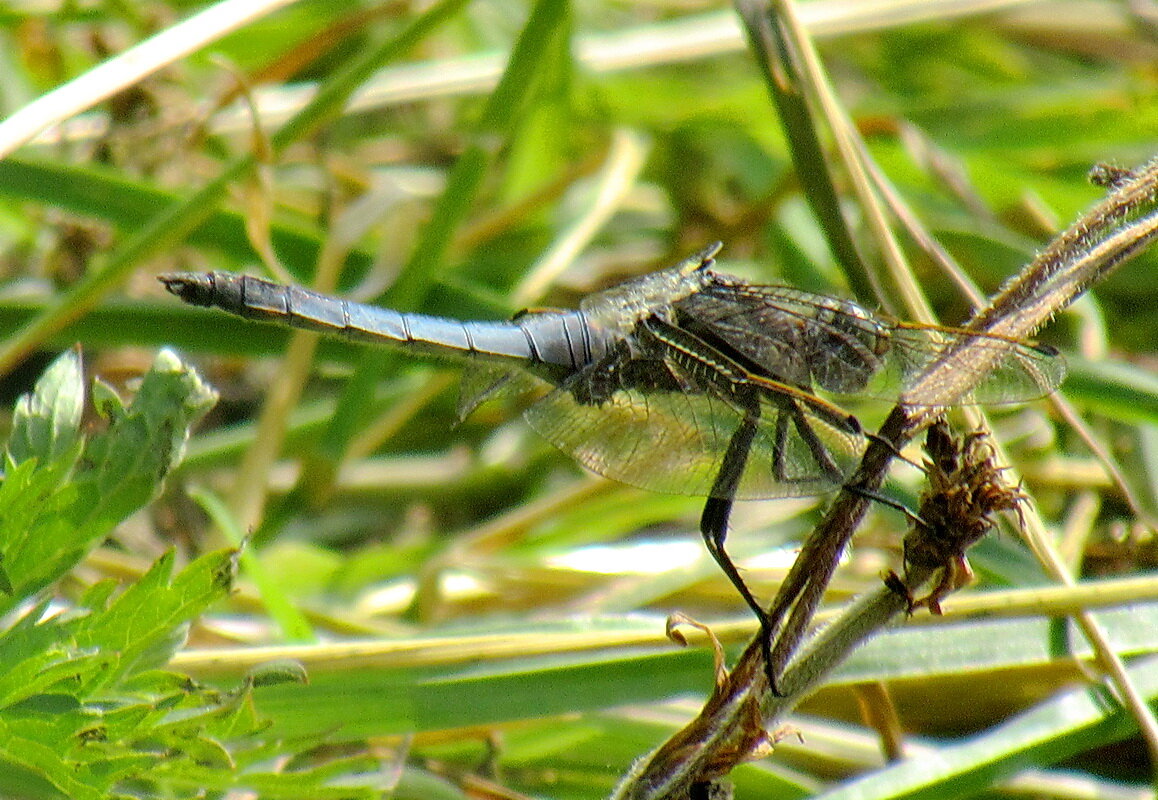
[677,241,724,277]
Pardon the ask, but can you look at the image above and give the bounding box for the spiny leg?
[701,496,768,627]
[701,411,766,624]
[790,404,846,485]
[770,411,791,482]
[844,483,924,526]
[845,422,924,524]
[854,427,937,523]
[700,405,787,685]
[863,430,923,471]
[723,396,853,695]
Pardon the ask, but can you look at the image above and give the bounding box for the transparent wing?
[523,355,863,500]
[677,282,1065,405]
[874,323,1066,405]
[457,363,520,421]
[676,281,890,395]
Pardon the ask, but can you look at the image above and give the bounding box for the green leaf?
[1063,355,1158,425]
[71,349,217,544]
[0,350,217,619]
[0,717,114,800]
[245,659,310,689]
[5,348,84,469]
[89,377,125,422]
[75,549,236,688]
[0,456,81,617]
[0,549,237,799]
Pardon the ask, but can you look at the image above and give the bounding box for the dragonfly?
[160,243,1064,677]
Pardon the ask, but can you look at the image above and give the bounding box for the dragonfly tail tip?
[158,273,215,307]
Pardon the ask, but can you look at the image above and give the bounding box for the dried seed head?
[887,420,1025,613]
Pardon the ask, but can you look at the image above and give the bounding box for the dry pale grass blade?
[0,0,300,158]
[24,1,1056,149]
[750,0,936,321]
[513,128,651,306]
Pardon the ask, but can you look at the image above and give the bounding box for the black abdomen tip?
[158,272,218,307]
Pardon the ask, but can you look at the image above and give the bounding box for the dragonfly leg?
[862,430,923,472]
[757,404,855,695]
[789,406,846,484]
[730,399,850,696]
[701,410,766,620]
[701,494,779,694]
[764,409,909,693]
[770,412,791,481]
[843,483,924,527]
[700,496,770,627]
[700,408,787,689]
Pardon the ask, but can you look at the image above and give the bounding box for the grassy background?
[0,1,1156,798]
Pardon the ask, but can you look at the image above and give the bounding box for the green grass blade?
[816,655,1158,800]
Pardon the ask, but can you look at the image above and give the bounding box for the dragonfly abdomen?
[158,271,604,374]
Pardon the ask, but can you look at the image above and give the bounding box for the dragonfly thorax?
[578,245,721,337]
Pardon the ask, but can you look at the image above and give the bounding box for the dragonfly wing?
[678,280,1065,405]
[675,281,889,395]
[523,353,863,499]
[679,280,1064,406]
[879,324,1066,405]
[457,363,530,421]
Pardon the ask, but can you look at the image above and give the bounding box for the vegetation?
[0,1,1155,798]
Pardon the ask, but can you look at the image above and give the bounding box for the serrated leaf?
[75,549,235,687]
[119,669,208,696]
[246,659,309,689]
[5,349,84,469]
[0,639,109,713]
[0,550,238,799]
[0,717,113,800]
[72,349,216,547]
[0,351,217,620]
[78,578,119,611]
[0,457,81,617]
[5,694,82,715]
